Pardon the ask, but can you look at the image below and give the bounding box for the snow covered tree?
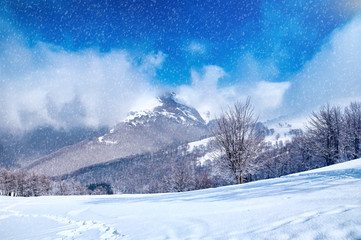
[212,98,264,184]
[306,104,343,166]
[260,143,291,178]
[169,160,195,192]
[343,102,361,160]
[0,168,12,195]
[25,173,40,197]
[38,174,52,196]
[14,171,27,196]
[194,167,214,190]
[290,134,319,171]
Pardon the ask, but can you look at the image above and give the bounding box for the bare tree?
[343,102,361,160]
[0,168,12,196]
[260,144,291,178]
[212,98,264,184]
[168,160,195,192]
[306,104,343,166]
[194,167,213,189]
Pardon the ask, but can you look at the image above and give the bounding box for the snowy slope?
[24,93,210,176]
[187,137,222,166]
[263,121,302,146]
[187,137,213,153]
[2,159,361,240]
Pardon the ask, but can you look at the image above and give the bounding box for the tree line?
[1,101,360,196]
[0,169,112,196]
[215,101,361,184]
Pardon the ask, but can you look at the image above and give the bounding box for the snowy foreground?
[1,160,361,240]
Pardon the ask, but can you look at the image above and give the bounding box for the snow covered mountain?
[24,93,211,176]
[2,158,361,239]
[124,92,206,127]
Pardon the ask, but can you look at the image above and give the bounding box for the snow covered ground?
[1,159,361,240]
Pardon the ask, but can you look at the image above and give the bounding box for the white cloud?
[0,42,162,131]
[251,81,291,111]
[176,66,229,121]
[282,14,361,116]
[187,41,207,55]
[2,13,360,132]
[176,65,290,122]
[183,15,361,123]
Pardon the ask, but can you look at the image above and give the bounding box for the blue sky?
[1,0,361,130]
[3,0,355,84]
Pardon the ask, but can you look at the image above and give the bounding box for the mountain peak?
[124,92,205,127]
[157,92,177,103]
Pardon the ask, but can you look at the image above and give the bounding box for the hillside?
[24,94,210,176]
[1,158,361,239]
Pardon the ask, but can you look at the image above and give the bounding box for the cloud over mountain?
[0,40,163,131]
[0,2,360,132]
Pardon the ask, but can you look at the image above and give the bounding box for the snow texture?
[187,137,217,165]
[97,136,118,145]
[1,159,361,239]
[187,137,213,153]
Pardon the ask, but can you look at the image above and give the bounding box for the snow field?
[1,159,361,239]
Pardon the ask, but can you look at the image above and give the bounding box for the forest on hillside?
[1,101,360,196]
